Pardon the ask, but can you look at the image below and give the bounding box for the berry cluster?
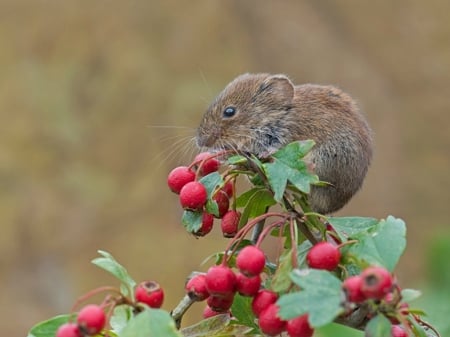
[56,281,164,337]
[167,152,240,237]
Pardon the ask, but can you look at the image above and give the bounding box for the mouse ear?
[258,74,294,102]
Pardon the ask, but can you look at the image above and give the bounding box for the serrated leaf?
[120,308,181,337]
[182,210,203,233]
[199,172,223,198]
[27,315,71,337]
[277,269,343,327]
[348,216,406,271]
[92,250,136,296]
[296,240,313,268]
[230,294,259,332]
[365,314,391,337]
[401,288,422,302]
[328,217,379,241]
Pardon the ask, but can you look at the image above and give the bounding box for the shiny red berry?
[56,323,82,337]
[361,266,393,300]
[205,265,237,298]
[194,152,220,175]
[222,181,234,198]
[167,166,196,194]
[252,289,278,317]
[236,245,266,276]
[258,303,287,336]
[185,274,209,301]
[286,314,314,337]
[391,325,408,337]
[194,213,214,236]
[135,280,165,308]
[179,181,207,210]
[236,272,261,297]
[342,275,366,303]
[206,293,234,312]
[76,304,106,335]
[203,305,230,318]
[213,190,230,218]
[306,242,341,271]
[220,210,240,238]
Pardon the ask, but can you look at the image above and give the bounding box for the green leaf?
[92,250,136,296]
[263,141,319,201]
[120,308,181,337]
[401,288,422,302]
[226,155,248,165]
[348,216,406,271]
[199,172,223,198]
[27,315,71,337]
[271,249,294,293]
[182,210,203,233]
[205,199,219,217]
[328,216,379,241]
[230,294,259,332]
[110,305,132,334]
[277,269,343,327]
[180,314,254,337]
[409,317,430,337]
[365,314,391,337]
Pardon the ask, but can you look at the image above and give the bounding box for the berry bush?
[28,140,440,337]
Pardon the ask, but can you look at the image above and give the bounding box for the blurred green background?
[1,1,449,336]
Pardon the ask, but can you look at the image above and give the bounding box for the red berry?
[205,265,237,297]
[212,190,230,218]
[185,274,210,301]
[222,181,234,198]
[236,245,266,276]
[286,314,314,337]
[221,210,240,238]
[194,152,220,175]
[194,213,214,236]
[135,281,165,308]
[342,275,366,303]
[258,303,287,336]
[203,305,230,318]
[361,266,393,300]
[236,272,261,297]
[167,166,195,194]
[206,293,234,312]
[306,242,341,271]
[76,304,106,335]
[179,181,207,210]
[252,289,278,317]
[56,323,82,337]
[391,325,408,337]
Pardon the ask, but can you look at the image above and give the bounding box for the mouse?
[196,73,373,214]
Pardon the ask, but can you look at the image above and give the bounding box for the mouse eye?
[223,106,236,118]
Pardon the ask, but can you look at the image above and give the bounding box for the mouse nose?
[196,128,219,148]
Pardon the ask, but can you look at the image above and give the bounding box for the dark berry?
[203,305,230,318]
[76,304,106,335]
[179,181,207,210]
[135,280,164,308]
[252,289,278,317]
[220,210,240,238]
[194,213,214,236]
[206,293,234,312]
[306,241,341,271]
[286,314,314,337]
[258,303,287,336]
[222,181,234,198]
[167,166,196,194]
[194,152,220,175]
[236,272,261,297]
[205,265,237,297]
[212,190,230,218]
[391,325,408,337]
[361,266,393,300]
[236,245,266,276]
[342,275,366,303]
[56,323,82,337]
[185,274,209,301]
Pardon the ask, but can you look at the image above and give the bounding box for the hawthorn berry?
[179,181,208,210]
[212,190,230,218]
[252,289,278,317]
[361,266,393,300]
[286,314,314,337]
[206,293,234,312]
[236,272,261,297]
[194,213,214,236]
[135,280,165,308]
[222,181,234,198]
[56,323,82,337]
[236,245,266,276]
[167,166,196,194]
[205,265,237,297]
[194,152,220,175]
[342,275,366,303]
[306,241,341,271]
[391,325,408,337]
[76,304,106,335]
[203,305,230,318]
[185,274,209,301]
[258,303,287,336]
[220,210,241,238]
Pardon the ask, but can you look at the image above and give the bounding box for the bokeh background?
[1,1,449,335]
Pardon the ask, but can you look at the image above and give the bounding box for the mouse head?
[196,73,295,156]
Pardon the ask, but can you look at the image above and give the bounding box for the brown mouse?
[196,73,373,214]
